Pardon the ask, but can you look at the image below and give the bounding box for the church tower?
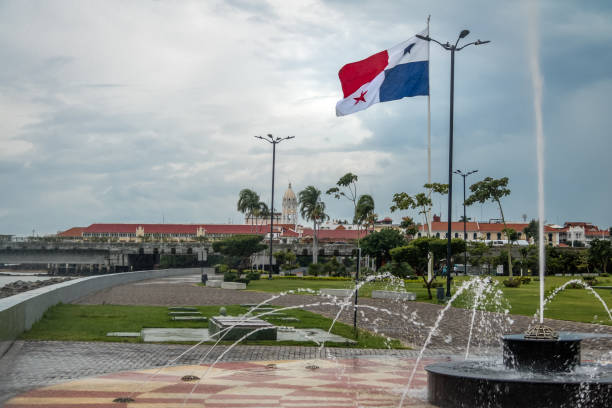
[281,183,298,227]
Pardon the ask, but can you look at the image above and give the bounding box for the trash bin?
[436,286,445,301]
[201,273,208,285]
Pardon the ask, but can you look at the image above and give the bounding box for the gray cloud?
[0,0,610,235]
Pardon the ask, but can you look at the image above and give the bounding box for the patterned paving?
[4,357,435,408]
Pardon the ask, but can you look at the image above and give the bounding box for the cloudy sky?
[1,0,611,236]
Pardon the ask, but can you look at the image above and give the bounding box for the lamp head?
[459,29,470,39]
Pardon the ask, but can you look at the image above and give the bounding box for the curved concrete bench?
[0,267,209,356]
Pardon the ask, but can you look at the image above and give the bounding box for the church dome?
[282,183,298,226]
[283,183,296,200]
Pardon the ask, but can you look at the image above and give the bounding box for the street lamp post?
[254,134,295,279]
[416,30,490,297]
[454,169,478,275]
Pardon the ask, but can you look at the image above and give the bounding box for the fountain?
[426,323,612,407]
[423,4,612,406]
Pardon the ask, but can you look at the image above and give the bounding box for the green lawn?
[244,276,612,326]
[20,303,406,349]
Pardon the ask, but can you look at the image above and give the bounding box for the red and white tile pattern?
[5,357,436,408]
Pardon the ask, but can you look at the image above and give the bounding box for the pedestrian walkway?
[0,340,442,406]
[4,356,435,408]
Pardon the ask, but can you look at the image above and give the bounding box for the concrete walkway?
[1,272,610,406]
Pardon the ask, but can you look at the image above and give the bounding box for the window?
[436,233,440,238]
[497,233,502,240]
[548,233,553,242]
[417,233,421,238]
[454,233,459,238]
[486,232,491,239]
[473,233,477,239]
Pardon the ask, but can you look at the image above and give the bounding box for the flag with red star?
[336,29,429,116]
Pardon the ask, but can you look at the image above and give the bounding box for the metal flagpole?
[426,15,434,281]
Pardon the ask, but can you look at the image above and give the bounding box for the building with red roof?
[551,222,610,247]
[57,223,303,243]
[417,217,561,246]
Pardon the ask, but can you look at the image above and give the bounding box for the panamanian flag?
[336,30,429,116]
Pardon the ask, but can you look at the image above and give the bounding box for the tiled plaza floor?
[4,357,435,408]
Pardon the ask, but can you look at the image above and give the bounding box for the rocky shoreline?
[0,277,75,299]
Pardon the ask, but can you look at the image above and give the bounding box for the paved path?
[2,272,611,406]
[4,355,437,408]
[0,341,437,406]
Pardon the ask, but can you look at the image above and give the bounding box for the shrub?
[246,271,260,281]
[519,276,531,284]
[600,272,610,277]
[503,278,521,288]
[566,282,583,289]
[223,270,238,282]
[307,263,323,276]
[583,277,598,286]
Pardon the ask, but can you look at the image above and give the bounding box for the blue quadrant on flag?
[336,30,429,116]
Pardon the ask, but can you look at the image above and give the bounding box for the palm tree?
[253,201,270,232]
[237,189,260,228]
[354,194,375,241]
[299,186,328,264]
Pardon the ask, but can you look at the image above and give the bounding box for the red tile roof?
[418,221,557,233]
[77,223,289,236]
[419,221,480,232]
[57,227,86,237]
[302,228,370,241]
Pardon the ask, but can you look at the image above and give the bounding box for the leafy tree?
[391,237,465,299]
[274,250,297,271]
[360,228,406,268]
[299,186,328,264]
[517,245,537,276]
[400,216,419,237]
[390,183,448,280]
[577,251,591,273]
[327,173,376,247]
[465,177,514,277]
[459,215,471,222]
[378,260,414,279]
[467,241,489,269]
[588,239,612,274]
[212,235,267,270]
[545,246,564,275]
[390,183,448,236]
[523,219,539,243]
[326,172,359,210]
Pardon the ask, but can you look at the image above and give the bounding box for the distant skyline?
[1,0,611,236]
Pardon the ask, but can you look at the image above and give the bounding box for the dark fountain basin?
[426,332,612,408]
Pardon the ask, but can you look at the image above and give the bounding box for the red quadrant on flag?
[338,50,388,98]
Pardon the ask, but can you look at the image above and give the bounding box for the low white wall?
[0,267,208,356]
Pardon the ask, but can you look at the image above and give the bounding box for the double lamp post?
[254,134,294,279]
[416,30,490,297]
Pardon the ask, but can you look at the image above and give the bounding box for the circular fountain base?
[426,360,612,408]
[503,332,581,372]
